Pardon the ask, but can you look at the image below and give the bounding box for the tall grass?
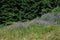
[0,24,60,40]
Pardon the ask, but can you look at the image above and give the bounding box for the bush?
[0,0,60,24]
[52,7,60,13]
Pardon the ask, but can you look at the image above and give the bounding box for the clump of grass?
[41,13,60,24]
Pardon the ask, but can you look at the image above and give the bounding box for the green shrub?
[52,7,60,13]
[0,0,60,25]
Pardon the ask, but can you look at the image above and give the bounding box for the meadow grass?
[0,24,60,40]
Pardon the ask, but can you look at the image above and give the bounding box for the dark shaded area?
[0,0,60,24]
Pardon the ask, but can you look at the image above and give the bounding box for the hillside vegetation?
[0,0,60,24]
[0,0,60,40]
[0,24,60,40]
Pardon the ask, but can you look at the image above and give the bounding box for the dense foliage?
[0,0,60,24]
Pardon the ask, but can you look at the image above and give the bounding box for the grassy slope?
[0,24,60,40]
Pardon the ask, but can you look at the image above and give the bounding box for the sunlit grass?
[0,24,60,40]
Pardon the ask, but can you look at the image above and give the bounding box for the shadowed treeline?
[0,0,60,25]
